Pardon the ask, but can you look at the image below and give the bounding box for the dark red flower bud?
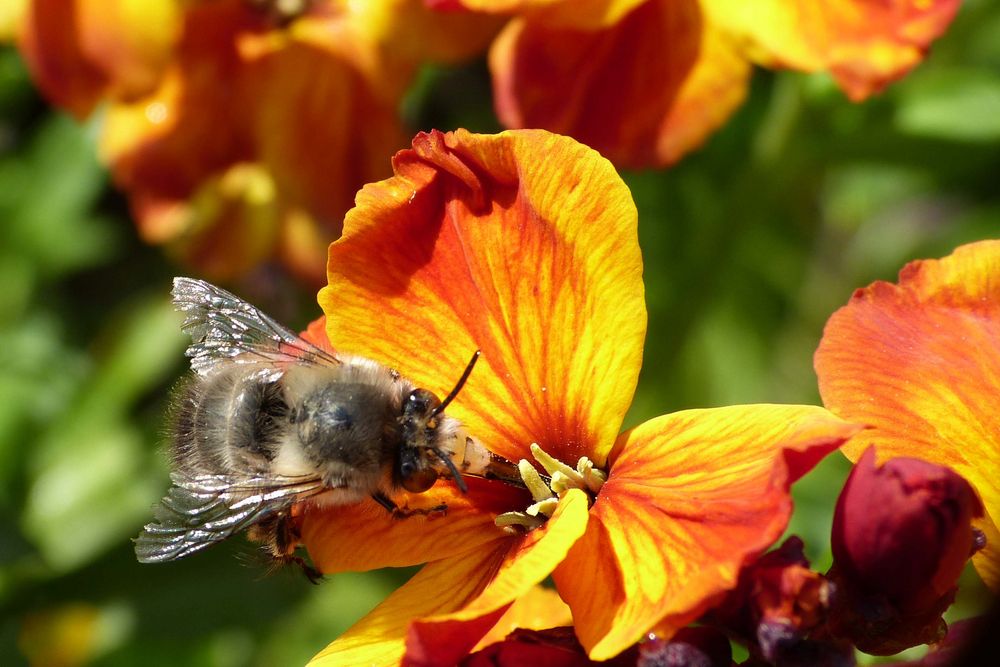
[461,627,637,667]
[828,447,983,654]
[756,620,855,667]
[638,627,733,667]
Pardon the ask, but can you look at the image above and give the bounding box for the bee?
[135,277,519,580]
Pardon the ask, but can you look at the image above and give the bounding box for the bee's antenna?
[433,448,469,494]
[430,350,481,418]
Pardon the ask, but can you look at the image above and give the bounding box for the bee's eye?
[401,466,438,493]
[403,388,440,417]
[397,446,439,493]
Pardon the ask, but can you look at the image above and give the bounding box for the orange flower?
[301,128,861,663]
[815,240,1000,591]
[15,0,498,283]
[439,0,960,167]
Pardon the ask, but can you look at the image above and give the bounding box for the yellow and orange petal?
[246,37,403,229]
[17,0,110,117]
[308,490,589,666]
[301,477,526,574]
[0,0,25,43]
[320,129,646,467]
[815,240,1000,589]
[469,585,573,652]
[17,0,181,117]
[131,163,281,282]
[702,0,961,100]
[343,0,503,66]
[489,0,750,168]
[554,405,862,659]
[436,0,647,30]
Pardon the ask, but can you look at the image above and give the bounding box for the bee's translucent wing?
[134,473,326,563]
[172,277,339,380]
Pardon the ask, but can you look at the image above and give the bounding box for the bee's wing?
[134,473,326,563]
[172,277,340,380]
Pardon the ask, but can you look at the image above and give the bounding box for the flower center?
[495,443,607,532]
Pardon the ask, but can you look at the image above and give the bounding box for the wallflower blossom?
[14,0,498,283]
[433,0,961,168]
[815,240,1000,590]
[299,128,861,663]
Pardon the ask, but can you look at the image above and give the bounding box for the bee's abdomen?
[171,369,288,476]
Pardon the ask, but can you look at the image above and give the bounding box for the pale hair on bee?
[134,278,520,581]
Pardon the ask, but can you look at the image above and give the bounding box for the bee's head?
[394,351,480,494]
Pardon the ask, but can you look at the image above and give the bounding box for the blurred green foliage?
[1,1,998,665]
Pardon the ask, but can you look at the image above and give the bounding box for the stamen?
[526,498,559,517]
[495,511,546,532]
[519,459,555,503]
[494,444,608,531]
[577,457,607,494]
[530,443,582,482]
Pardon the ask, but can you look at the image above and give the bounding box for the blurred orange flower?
[436,0,961,167]
[815,240,1000,591]
[301,128,861,663]
[15,0,498,283]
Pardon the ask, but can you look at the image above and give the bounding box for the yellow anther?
[549,471,575,495]
[495,511,546,532]
[526,498,559,518]
[519,458,555,503]
[529,443,583,482]
[577,457,607,494]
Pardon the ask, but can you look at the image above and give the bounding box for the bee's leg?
[371,491,447,519]
[248,514,323,584]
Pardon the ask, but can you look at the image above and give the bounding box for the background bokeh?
[1,1,999,664]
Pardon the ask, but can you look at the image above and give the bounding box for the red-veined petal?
[554,405,862,660]
[320,129,645,466]
[404,490,589,666]
[301,477,525,574]
[815,240,1000,589]
[307,490,589,666]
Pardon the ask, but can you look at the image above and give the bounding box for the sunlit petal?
[702,0,961,99]
[815,240,1000,589]
[470,585,572,652]
[554,405,861,659]
[77,0,181,101]
[308,490,589,666]
[320,129,645,466]
[301,477,524,574]
[405,490,589,666]
[307,546,504,667]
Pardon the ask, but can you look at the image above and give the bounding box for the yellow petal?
[470,586,572,652]
[309,490,589,666]
[702,0,961,99]
[307,546,503,666]
[405,490,589,665]
[555,405,861,660]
